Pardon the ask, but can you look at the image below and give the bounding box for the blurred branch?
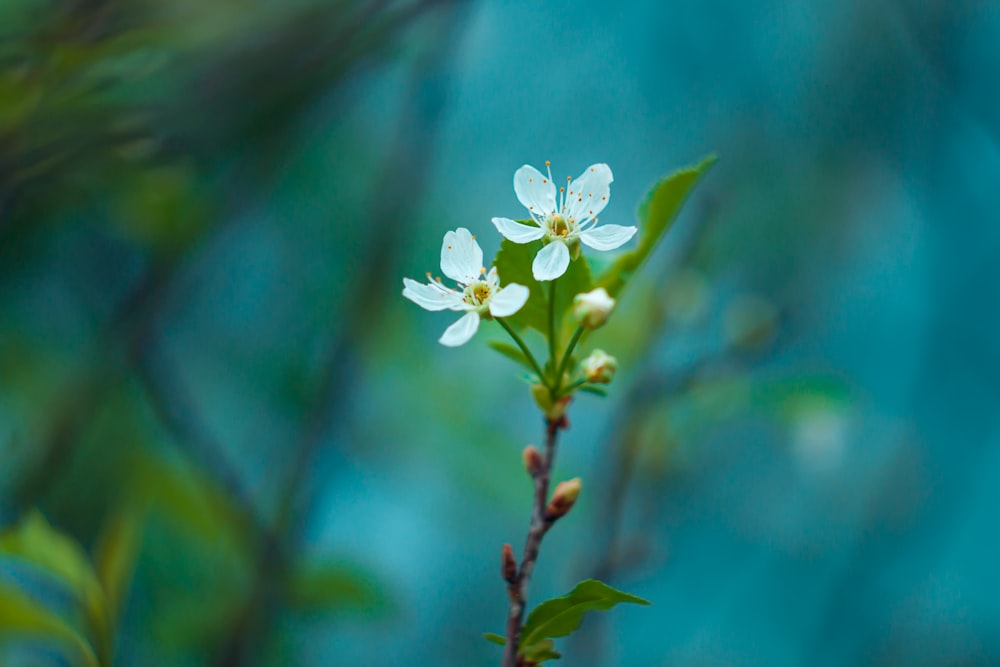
[213,3,466,664]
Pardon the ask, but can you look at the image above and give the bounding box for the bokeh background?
[2,1,1000,665]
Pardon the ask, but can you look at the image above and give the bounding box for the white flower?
[402,228,530,347]
[492,162,637,281]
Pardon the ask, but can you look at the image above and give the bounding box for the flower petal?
[579,224,637,251]
[402,277,463,311]
[486,266,500,290]
[566,163,613,223]
[438,311,480,347]
[514,165,557,217]
[532,240,570,281]
[492,217,545,244]
[440,228,483,284]
[488,283,529,318]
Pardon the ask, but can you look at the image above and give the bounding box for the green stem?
[554,325,586,394]
[547,279,558,386]
[497,318,547,384]
[560,379,587,395]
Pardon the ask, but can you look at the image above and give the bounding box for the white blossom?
[402,228,529,347]
[492,162,637,281]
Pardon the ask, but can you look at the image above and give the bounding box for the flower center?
[463,280,491,306]
[548,214,572,238]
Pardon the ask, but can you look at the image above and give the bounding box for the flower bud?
[522,445,543,477]
[573,287,616,329]
[546,477,582,519]
[581,349,618,384]
[501,543,518,583]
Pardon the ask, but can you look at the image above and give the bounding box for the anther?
[545,160,551,166]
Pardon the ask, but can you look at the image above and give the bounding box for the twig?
[502,415,567,667]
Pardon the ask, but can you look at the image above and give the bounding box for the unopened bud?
[501,543,517,583]
[546,477,582,519]
[522,445,543,477]
[573,287,616,329]
[581,349,618,384]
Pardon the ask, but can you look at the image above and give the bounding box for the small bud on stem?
[501,543,518,584]
[522,445,543,477]
[546,477,582,520]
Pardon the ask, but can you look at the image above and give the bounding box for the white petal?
[440,228,483,284]
[566,163,613,223]
[486,266,500,290]
[492,217,545,244]
[438,311,480,347]
[532,240,570,281]
[402,277,463,311]
[488,283,529,318]
[514,165,557,217]
[579,225,637,251]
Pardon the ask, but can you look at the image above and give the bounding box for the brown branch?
[502,415,568,667]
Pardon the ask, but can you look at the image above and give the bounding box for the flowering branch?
[402,156,715,665]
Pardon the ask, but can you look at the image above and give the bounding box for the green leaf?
[94,509,143,622]
[522,639,562,662]
[520,579,651,648]
[0,581,100,667]
[286,558,395,618]
[577,385,608,397]
[0,511,109,662]
[482,634,562,663]
[597,155,717,298]
[493,236,595,339]
[554,253,594,341]
[488,340,533,370]
[482,632,506,646]
[494,238,547,333]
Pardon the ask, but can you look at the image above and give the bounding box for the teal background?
[2,1,999,665]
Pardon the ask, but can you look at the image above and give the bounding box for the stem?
[497,318,547,383]
[547,279,558,385]
[502,416,566,667]
[554,325,585,395]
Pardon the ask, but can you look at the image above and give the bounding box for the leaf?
[482,632,506,646]
[482,634,562,663]
[0,579,100,667]
[520,579,651,648]
[493,238,547,333]
[577,385,608,397]
[94,509,143,622]
[522,639,562,662]
[0,511,109,662]
[286,558,395,618]
[597,155,717,298]
[488,340,533,370]
[554,252,594,341]
[493,236,595,339]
